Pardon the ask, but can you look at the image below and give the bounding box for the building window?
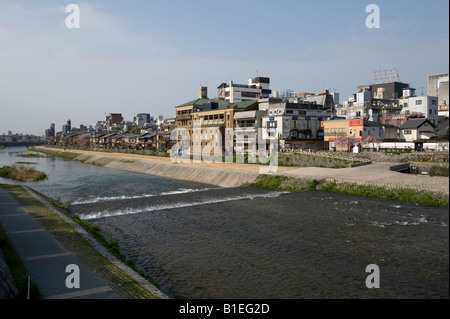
[404,130,412,135]
[415,100,423,105]
[397,120,403,126]
[432,99,437,105]
[241,91,259,98]
[385,120,391,125]
[338,128,345,134]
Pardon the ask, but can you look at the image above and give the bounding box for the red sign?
[349,119,362,126]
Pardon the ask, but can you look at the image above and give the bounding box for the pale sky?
[0,0,448,135]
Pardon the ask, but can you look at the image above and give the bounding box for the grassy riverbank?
[28,147,81,160]
[0,165,47,182]
[17,152,47,158]
[0,184,163,299]
[250,175,449,207]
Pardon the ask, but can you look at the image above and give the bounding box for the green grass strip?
[250,175,449,207]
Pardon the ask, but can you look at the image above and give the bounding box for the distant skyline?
[0,0,448,135]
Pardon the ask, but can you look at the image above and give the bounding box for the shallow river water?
[1,147,448,298]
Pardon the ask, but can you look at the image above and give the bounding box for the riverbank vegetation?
[250,175,449,207]
[16,152,46,158]
[0,165,47,182]
[429,166,449,177]
[28,147,81,160]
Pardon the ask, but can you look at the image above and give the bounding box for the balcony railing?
[176,114,192,121]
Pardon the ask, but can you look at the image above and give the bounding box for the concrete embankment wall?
[76,154,260,188]
[0,250,18,299]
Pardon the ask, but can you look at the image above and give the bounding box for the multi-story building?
[45,123,55,140]
[339,82,409,123]
[62,120,71,133]
[304,89,336,116]
[175,87,257,155]
[134,113,152,128]
[261,99,329,149]
[217,77,271,103]
[401,95,439,125]
[428,73,449,118]
[371,81,410,100]
[106,113,124,130]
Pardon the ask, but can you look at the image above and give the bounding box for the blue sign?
[305,117,311,121]
[318,117,323,121]
[292,116,298,120]
[269,117,275,121]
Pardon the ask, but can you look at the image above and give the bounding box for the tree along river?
[1,147,448,298]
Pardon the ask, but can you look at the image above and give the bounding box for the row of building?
[174,73,449,153]
[44,72,448,153]
[45,114,177,151]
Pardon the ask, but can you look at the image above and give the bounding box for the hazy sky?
[0,0,448,135]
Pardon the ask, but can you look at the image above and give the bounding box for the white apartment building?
[402,96,439,125]
[217,77,271,103]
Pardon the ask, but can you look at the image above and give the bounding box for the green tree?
[130,127,142,134]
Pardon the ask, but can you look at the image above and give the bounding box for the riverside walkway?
[0,185,167,299]
[275,162,449,196]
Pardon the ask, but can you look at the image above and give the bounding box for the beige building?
[175,87,258,155]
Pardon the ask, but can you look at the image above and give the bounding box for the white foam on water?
[71,188,215,205]
[368,215,430,228]
[80,191,289,220]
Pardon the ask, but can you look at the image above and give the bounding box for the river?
[1,147,448,298]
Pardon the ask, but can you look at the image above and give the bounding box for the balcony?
[176,114,192,121]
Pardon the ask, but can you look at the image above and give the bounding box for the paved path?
[276,162,449,195]
[0,188,121,299]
